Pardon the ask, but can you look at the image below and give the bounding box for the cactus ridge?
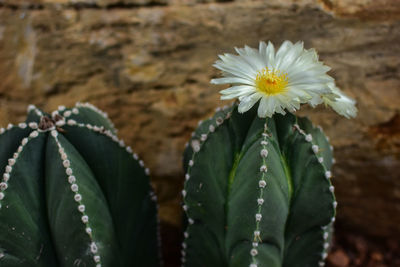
[293,121,336,267]
[63,115,162,266]
[51,130,103,266]
[181,104,235,265]
[74,102,117,133]
[27,104,44,118]
[182,103,336,267]
[249,123,269,267]
[56,103,117,136]
[0,130,40,208]
[0,103,160,267]
[150,190,164,267]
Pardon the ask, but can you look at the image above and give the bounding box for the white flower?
[211,41,334,118]
[310,83,357,118]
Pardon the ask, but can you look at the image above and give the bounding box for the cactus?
[0,103,160,267]
[182,103,336,267]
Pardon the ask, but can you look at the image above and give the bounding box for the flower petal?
[211,77,254,86]
[238,93,262,113]
[323,84,357,118]
[220,85,256,99]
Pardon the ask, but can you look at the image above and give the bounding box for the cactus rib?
[293,121,336,266]
[71,103,117,134]
[51,130,102,266]
[249,122,270,267]
[0,132,40,208]
[0,124,17,135]
[65,119,151,175]
[64,118,162,264]
[181,105,235,265]
[27,105,44,117]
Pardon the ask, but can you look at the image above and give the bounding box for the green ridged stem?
[0,103,160,267]
[182,103,336,267]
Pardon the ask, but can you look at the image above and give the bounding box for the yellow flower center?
[255,68,289,95]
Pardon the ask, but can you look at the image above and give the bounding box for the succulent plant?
[0,103,160,267]
[182,103,336,267]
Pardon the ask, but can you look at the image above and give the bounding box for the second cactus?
[182,103,336,267]
[0,103,160,267]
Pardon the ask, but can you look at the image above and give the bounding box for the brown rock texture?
[318,0,400,21]
[0,0,399,245]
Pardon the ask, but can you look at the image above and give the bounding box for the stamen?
[255,67,289,95]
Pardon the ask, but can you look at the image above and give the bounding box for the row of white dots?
[0,123,27,135]
[0,131,40,208]
[294,124,336,194]
[150,190,163,266]
[294,123,337,266]
[318,223,335,267]
[27,104,43,117]
[249,126,270,267]
[11,104,111,144]
[75,102,117,132]
[52,130,102,267]
[181,105,234,266]
[0,121,44,135]
[57,105,79,119]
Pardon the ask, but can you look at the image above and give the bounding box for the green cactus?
[0,103,160,267]
[182,103,336,267]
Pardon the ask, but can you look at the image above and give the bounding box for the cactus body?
[0,103,160,267]
[182,103,336,267]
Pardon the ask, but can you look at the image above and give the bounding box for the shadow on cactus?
[0,103,160,267]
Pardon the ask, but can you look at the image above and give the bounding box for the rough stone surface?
[0,0,399,238]
[318,0,400,20]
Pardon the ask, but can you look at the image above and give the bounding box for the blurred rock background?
[0,0,399,266]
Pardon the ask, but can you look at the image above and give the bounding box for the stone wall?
[1,0,399,239]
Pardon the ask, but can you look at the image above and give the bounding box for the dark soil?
[160,222,400,267]
[326,224,400,267]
